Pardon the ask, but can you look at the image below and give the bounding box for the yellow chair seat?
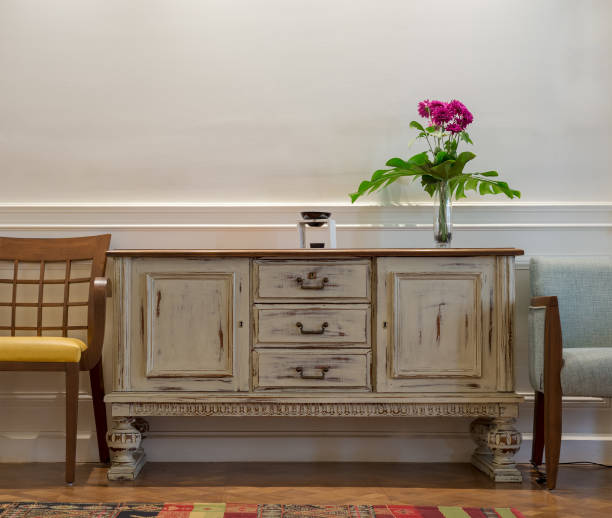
[0,336,87,363]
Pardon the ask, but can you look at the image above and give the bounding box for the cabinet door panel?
[128,258,249,391]
[377,257,496,392]
[146,273,233,378]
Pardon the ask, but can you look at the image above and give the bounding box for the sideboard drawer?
[254,260,370,301]
[253,349,371,390]
[254,304,370,346]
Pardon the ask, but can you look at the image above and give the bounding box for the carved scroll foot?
[106,417,149,481]
[470,417,522,482]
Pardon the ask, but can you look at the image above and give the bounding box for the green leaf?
[448,151,476,179]
[460,131,473,145]
[478,171,499,177]
[409,120,425,132]
[426,125,438,133]
[385,157,408,168]
[422,181,438,197]
[430,160,454,180]
[455,180,466,200]
[465,178,479,191]
[407,151,430,166]
[357,180,371,192]
[371,169,388,181]
[479,182,493,195]
[434,151,449,165]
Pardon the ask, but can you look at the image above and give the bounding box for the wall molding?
[0,202,611,230]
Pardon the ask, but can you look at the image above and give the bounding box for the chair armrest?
[531,296,558,308]
[528,295,563,395]
[82,277,111,370]
[528,304,547,392]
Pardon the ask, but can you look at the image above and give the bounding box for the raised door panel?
[127,258,249,391]
[377,257,496,392]
[145,273,233,378]
[391,273,481,378]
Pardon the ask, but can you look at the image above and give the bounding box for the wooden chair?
[0,235,112,483]
[529,257,612,489]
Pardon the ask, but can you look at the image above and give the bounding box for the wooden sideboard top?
[107,248,524,258]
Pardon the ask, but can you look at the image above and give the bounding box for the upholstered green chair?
[529,257,612,489]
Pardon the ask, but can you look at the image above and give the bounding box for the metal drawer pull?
[296,321,329,335]
[295,276,329,290]
[295,366,329,379]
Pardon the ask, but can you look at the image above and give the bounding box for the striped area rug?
[0,502,524,517]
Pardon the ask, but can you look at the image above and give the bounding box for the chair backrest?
[0,235,111,346]
[530,256,612,348]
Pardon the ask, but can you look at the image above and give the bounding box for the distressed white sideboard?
[104,248,524,481]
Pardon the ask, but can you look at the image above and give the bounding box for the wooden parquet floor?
[0,462,610,518]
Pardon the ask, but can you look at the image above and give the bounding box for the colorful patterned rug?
[0,503,524,518]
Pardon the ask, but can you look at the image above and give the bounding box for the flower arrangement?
[349,99,520,245]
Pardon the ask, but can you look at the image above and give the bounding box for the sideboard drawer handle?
[295,275,329,290]
[296,321,329,335]
[295,366,329,380]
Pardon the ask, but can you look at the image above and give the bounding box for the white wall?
[1,0,611,203]
[1,0,612,466]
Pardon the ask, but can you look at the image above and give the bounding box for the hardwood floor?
[0,462,610,518]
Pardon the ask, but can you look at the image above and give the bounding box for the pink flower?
[431,105,453,125]
[418,100,431,118]
[446,123,464,133]
[448,99,474,129]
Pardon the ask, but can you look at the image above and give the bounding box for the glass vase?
[433,180,452,247]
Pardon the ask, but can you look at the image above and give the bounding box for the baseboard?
[2,430,611,464]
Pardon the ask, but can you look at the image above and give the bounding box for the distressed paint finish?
[253,349,371,391]
[123,257,250,392]
[376,257,497,393]
[105,250,521,482]
[496,256,516,392]
[471,416,523,482]
[390,272,482,378]
[253,260,371,302]
[254,304,370,347]
[106,416,148,481]
[145,272,234,378]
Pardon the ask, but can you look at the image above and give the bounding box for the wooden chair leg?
[89,361,110,463]
[544,384,562,489]
[531,390,545,467]
[65,363,80,484]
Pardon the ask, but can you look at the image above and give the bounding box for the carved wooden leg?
[471,417,522,482]
[106,417,149,480]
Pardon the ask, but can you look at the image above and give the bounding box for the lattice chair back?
[0,235,111,369]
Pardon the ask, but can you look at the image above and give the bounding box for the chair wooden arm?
[530,295,558,308]
[531,295,563,489]
[83,277,111,371]
[530,295,563,370]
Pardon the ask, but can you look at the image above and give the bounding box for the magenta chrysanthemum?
[431,105,453,125]
[416,98,474,133]
[446,123,463,134]
[447,99,473,130]
[418,100,431,118]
